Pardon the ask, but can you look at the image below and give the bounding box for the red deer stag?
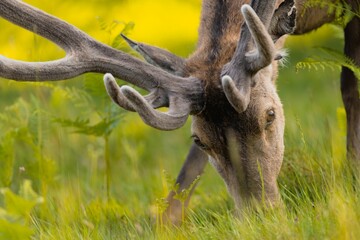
[0,0,358,225]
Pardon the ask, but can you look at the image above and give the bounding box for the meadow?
[0,0,359,239]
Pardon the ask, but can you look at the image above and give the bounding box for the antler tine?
[221,75,251,113]
[104,73,191,130]
[121,34,185,76]
[104,74,135,112]
[221,1,277,113]
[120,86,190,130]
[242,5,275,73]
[104,73,169,111]
[0,0,205,130]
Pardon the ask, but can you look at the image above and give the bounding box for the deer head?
[182,0,296,209]
[0,0,296,216]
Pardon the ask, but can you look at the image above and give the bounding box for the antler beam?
[0,0,204,130]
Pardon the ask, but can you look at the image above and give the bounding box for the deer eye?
[192,135,209,150]
[265,109,276,128]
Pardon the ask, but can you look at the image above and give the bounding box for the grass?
[0,0,359,239]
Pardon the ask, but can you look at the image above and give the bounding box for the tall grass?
[0,0,359,239]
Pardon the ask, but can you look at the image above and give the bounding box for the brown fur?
[165,1,288,223]
[164,0,360,225]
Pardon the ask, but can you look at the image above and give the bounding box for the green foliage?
[52,73,125,138]
[48,18,133,202]
[0,180,43,240]
[0,98,30,132]
[0,132,16,188]
[158,170,201,224]
[52,75,125,201]
[97,16,136,52]
[172,176,200,205]
[296,47,360,80]
[303,0,357,26]
[0,97,57,193]
[54,116,122,137]
[112,22,136,50]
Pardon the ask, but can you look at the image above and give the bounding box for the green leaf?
[61,86,93,115]
[296,47,360,80]
[0,98,30,133]
[96,16,109,31]
[1,181,43,218]
[318,47,360,79]
[121,21,135,36]
[54,115,122,137]
[83,74,109,102]
[296,58,341,72]
[19,180,44,205]
[53,117,90,132]
[0,219,34,240]
[0,132,15,187]
[112,22,136,51]
[0,181,42,240]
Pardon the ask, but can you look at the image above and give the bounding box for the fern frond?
[318,47,360,79]
[53,117,90,130]
[112,21,136,52]
[296,47,360,80]
[83,74,109,101]
[296,58,341,72]
[54,115,122,137]
[0,98,30,132]
[303,0,357,26]
[57,86,94,115]
[96,16,111,32]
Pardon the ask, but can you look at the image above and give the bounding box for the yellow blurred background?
[0,0,201,60]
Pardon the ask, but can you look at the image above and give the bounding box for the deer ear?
[269,0,296,42]
[121,34,185,76]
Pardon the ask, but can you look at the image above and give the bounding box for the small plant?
[297,1,360,79]
[160,170,201,224]
[296,47,360,80]
[155,197,169,229]
[54,87,123,201]
[0,97,57,197]
[0,180,43,240]
[53,18,135,201]
[96,16,136,51]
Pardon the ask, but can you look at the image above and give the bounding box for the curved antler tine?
[103,73,135,111]
[242,5,275,72]
[221,75,251,113]
[120,86,189,130]
[104,73,169,111]
[221,3,277,113]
